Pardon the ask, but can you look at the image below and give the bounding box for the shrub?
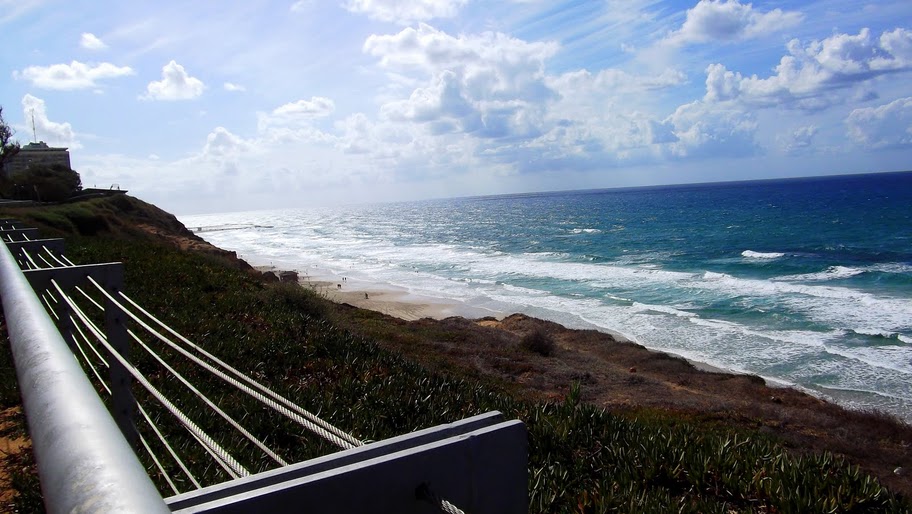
[10,164,82,202]
[521,328,556,357]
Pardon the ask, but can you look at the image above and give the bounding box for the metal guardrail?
[0,235,170,513]
[0,220,528,513]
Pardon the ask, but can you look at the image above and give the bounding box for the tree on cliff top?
[0,106,20,172]
[11,164,82,202]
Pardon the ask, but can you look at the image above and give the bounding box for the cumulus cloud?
[345,0,467,24]
[202,127,250,158]
[272,97,335,118]
[665,100,759,158]
[665,0,803,45]
[381,70,473,124]
[703,28,912,111]
[198,126,253,178]
[362,23,746,175]
[780,125,818,154]
[846,97,912,149]
[223,82,246,92]
[13,60,134,90]
[21,94,81,149]
[366,24,558,141]
[547,68,687,96]
[257,97,337,131]
[142,60,205,101]
[80,32,108,50]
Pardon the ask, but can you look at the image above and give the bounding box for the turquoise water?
[183,171,912,420]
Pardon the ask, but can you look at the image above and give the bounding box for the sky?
[2,0,911,214]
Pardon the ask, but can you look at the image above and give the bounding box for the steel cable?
[137,403,202,490]
[54,280,250,479]
[41,246,68,267]
[140,432,180,495]
[129,329,288,466]
[109,287,361,449]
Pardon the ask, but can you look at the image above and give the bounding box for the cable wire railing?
[0,220,526,513]
[0,222,364,496]
[43,256,359,493]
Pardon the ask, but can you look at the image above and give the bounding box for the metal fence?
[0,222,170,513]
[0,220,527,513]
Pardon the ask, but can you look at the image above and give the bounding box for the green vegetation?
[7,164,82,202]
[1,197,909,513]
[0,106,19,173]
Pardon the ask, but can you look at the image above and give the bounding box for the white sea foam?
[775,266,865,282]
[847,328,912,344]
[632,302,697,318]
[570,228,602,234]
[741,250,784,259]
[820,345,912,376]
[183,206,912,421]
[811,383,910,402]
[870,263,912,275]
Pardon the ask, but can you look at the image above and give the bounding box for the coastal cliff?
[1,195,910,512]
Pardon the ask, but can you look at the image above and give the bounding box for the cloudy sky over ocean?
[2,0,911,213]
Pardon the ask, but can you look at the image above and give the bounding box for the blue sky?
[2,0,911,214]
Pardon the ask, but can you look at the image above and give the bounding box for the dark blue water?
[184,171,912,419]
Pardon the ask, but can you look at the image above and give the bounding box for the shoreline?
[257,264,507,321]
[254,263,738,377]
[173,227,912,496]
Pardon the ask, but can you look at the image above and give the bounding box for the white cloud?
[258,96,337,131]
[363,23,747,176]
[289,0,310,12]
[202,127,250,159]
[366,24,558,141]
[223,82,246,92]
[846,97,912,149]
[142,60,205,101]
[665,0,803,45]
[779,125,818,154]
[13,60,134,90]
[703,28,912,111]
[381,70,472,123]
[665,100,758,158]
[21,94,81,149]
[345,0,467,24]
[364,23,558,79]
[547,68,686,96]
[80,32,108,50]
[272,97,335,118]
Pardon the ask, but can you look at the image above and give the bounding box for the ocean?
[181,171,912,421]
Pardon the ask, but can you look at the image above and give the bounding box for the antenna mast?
[30,109,37,143]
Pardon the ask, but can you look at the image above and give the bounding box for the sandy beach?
[256,264,502,322]
[253,264,743,377]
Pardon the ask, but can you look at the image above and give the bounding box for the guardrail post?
[103,266,139,449]
[0,239,170,513]
[23,262,139,449]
